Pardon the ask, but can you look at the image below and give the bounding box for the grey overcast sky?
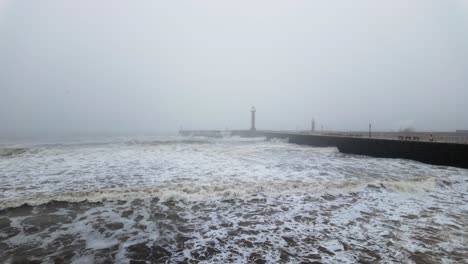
[1,0,467,138]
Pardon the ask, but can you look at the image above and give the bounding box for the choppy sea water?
[0,136,467,264]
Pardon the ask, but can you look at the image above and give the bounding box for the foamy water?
[0,136,467,263]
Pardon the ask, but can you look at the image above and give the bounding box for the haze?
[1,0,467,139]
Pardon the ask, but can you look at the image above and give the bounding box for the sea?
[0,135,466,263]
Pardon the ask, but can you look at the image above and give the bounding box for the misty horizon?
[1,1,468,139]
[1,2,468,262]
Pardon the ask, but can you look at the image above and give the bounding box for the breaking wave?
[125,139,212,146]
[0,177,436,211]
[0,138,214,158]
[0,148,28,157]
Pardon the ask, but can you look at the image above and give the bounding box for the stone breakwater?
[229,130,468,169]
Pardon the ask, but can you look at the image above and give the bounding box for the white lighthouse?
[250,107,256,131]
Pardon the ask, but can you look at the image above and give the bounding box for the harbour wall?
[230,130,468,169]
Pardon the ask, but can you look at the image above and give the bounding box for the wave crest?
[0,148,28,157]
[125,139,211,146]
[0,177,435,210]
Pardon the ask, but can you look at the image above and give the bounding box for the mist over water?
[1,0,468,137]
[0,136,467,263]
[1,1,467,263]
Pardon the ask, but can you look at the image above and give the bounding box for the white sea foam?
[0,136,467,263]
[0,136,456,204]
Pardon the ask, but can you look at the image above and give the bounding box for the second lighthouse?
[250,107,256,131]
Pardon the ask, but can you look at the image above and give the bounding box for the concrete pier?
[181,129,468,169]
[247,130,468,169]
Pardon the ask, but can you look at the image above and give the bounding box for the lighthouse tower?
[250,107,256,131]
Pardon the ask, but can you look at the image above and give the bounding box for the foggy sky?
[1,0,467,138]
